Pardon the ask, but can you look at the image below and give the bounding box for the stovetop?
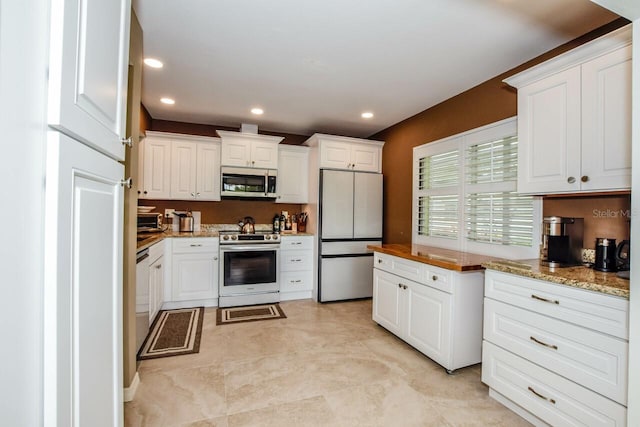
[219,230,280,244]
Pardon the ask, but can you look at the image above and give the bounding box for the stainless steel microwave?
[220,167,277,198]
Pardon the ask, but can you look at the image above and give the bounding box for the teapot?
[239,216,255,234]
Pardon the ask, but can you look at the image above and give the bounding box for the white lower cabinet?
[372,252,484,372]
[165,237,220,308]
[482,270,629,426]
[147,241,165,324]
[279,235,314,300]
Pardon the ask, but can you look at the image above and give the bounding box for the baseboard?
[123,372,140,402]
[162,298,218,310]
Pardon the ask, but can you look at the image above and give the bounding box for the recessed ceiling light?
[251,108,264,115]
[361,112,374,119]
[144,58,164,68]
[160,97,175,105]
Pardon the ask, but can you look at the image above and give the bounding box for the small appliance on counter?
[594,238,617,272]
[174,211,194,232]
[137,212,164,233]
[540,216,583,267]
[616,239,630,271]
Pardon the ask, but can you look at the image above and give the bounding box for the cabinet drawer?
[484,298,628,405]
[485,270,628,339]
[423,267,453,294]
[280,250,313,271]
[374,252,422,283]
[482,342,626,427]
[148,240,165,264]
[172,237,219,254]
[280,235,313,250]
[280,270,313,293]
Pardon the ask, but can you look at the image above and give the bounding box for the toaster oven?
[137,213,164,232]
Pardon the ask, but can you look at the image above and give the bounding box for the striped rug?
[216,304,286,325]
[138,307,204,360]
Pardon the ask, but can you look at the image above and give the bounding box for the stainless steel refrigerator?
[319,169,383,302]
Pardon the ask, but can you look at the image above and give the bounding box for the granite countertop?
[482,259,629,299]
[137,229,220,251]
[367,243,503,272]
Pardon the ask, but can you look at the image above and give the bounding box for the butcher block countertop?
[367,243,503,272]
[482,259,630,299]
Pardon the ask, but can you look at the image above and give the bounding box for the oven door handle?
[220,245,280,251]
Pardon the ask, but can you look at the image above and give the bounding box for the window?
[413,118,541,258]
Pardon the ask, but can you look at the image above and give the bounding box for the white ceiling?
[133,0,618,138]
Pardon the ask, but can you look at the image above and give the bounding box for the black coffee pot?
[594,238,617,272]
[615,240,630,271]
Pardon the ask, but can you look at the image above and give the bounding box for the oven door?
[219,245,279,296]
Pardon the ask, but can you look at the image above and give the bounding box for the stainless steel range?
[218,231,280,307]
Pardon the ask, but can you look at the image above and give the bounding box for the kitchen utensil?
[241,216,255,234]
[615,240,630,271]
[594,237,617,272]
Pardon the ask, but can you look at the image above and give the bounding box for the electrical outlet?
[165,208,175,219]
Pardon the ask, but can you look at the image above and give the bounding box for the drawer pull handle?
[378,259,383,263]
[190,244,203,247]
[530,336,558,350]
[528,386,556,405]
[293,259,302,262]
[531,294,559,305]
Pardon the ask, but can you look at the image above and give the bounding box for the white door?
[251,140,278,169]
[277,148,308,203]
[372,269,405,336]
[321,170,354,239]
[47,0,131,161]
[517,67,582,194]
[405,281,451,368]
[142,138,171,199]
[221,139,251,167]
[353,172,383,239]
[44,133,124,427]
[351,144,381,172]
[581,45,632,191]
[320,140,352,170]
[172,254,218,301]
[196,142,221,200]
[170,141,197,199]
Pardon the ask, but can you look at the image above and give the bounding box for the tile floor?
[125,299,531,426]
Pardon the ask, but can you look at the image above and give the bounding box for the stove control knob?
[222,235,229,241]
[265,235,271,240]
[231,235,238,240]
[272,234,279,241]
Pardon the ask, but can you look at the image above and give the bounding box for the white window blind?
[416,148,459,240]
[465,135,535,247]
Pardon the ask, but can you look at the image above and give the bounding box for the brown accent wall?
[139,199,303,226]
[543,194,631,248]
[139,118,311,221]
[372,18,629,244]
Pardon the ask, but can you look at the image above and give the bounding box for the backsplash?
[543,193,631,249]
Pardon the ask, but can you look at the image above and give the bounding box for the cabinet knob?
[143,190,148,195]
[120,136,132,147]
[403,285,407,290]
[155,264,162,269]
[567,176,576,184]
[581,175,589,183]
[377,259,382,263]
[432,275,437,281]
[398,283,402,288]
[191,192,195,197]
[213,256,218,261]
[137,190,141,195]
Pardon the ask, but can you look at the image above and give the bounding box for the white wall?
[627,19,640,427]
[0,0,49,425]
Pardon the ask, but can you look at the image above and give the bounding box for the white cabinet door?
[320,140,352,170]
[352,144,381,172]
[170,141,197,200]
[44,133,124,427]
[196,142,221,200]
[372,269,404,336]
[48,0,131,161]
[172,253,219,301]
[148,256,164,324]
[221,139,251,167]
[141,138,171,199]
[251,140,279,169]
[405,280,451,368]
[581,45,632,191]
[517,67,582,194]
[353,172,383,238]
[277,147,309,203]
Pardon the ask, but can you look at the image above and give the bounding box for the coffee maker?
[541,216,584,267]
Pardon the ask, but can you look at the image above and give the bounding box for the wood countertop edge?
[367,245,487,272]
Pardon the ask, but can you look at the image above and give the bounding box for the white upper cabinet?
[305,134,384,172]
[48,0,131,161]
[277,145,309,203]
[217,131,283,169]
[505,25,631,195]
[139,131,221,201]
